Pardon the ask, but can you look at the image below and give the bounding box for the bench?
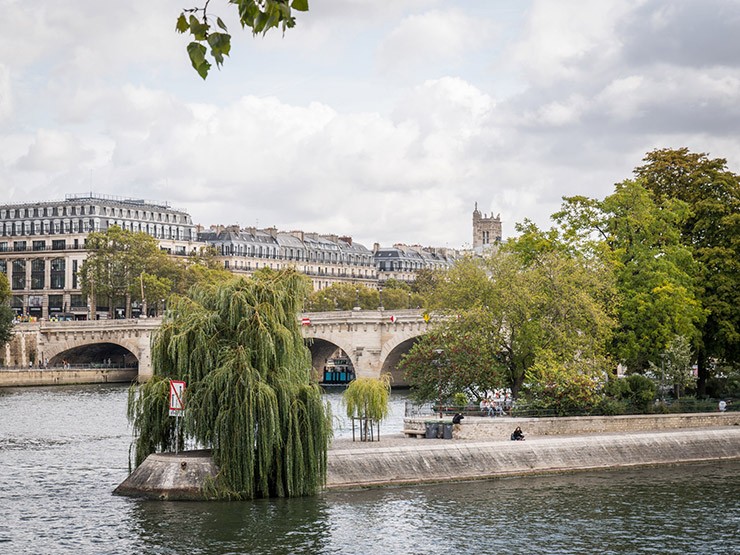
[402,428,428,438]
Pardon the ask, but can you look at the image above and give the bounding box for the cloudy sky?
[2,1,739,249]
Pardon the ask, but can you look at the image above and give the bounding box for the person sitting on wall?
[511,426,525,441]
[452,413,464,424]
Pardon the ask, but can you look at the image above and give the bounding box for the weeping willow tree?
[127,269,332,499]
[343,375,391,441]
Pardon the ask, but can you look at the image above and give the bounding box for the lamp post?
[434,349,444,419]
[660,353,666,403]
[355,287,360,310]
[378,286,383,311]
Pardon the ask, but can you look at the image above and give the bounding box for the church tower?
[472,202,502,250]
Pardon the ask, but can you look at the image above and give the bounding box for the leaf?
[187,42,211,80]
[292,0,309,12]
[188,15,209,41]
[175,14,190,34]
[208,33,232,67]
[216,17,228,32]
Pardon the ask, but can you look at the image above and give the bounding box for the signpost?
[169,380,186,453]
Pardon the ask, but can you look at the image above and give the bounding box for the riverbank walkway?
[326,426,740,490]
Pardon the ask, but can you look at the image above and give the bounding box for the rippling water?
[1,384,738,555]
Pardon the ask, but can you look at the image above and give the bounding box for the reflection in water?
[1,385,738,555]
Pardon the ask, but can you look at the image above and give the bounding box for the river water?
[1,384,738,555]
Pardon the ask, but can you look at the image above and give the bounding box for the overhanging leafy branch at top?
[177,0,309,79]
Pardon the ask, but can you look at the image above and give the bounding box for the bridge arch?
[304,336,357,384]
[380,337,420,386]
[379,325,428,386]
[47,342,139,368]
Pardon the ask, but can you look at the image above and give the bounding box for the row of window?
[1,258,77,290]
[218,244,375,266]
[0,239,78,252]
[10,293,87,314]
[0,219,194,241]
[0,204,189,224]
[377,260,448,272]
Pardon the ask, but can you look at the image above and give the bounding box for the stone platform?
[114,426,740,499]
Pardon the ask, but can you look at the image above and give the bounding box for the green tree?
[127,269,331,499]
[305,282,371,311]
[520,351,603,416]
[410,268,440,305]
[405,236,615,399]
[555,180,705,373]
[0,273,14,346]
[635,148,740,394]
[400,307,509,404]
[176,0,309,79]
[342,375,391,441]
[649,335,694,399]
[80,226,177,318]
[427,256,495,311]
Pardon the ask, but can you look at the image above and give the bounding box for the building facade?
[373,243,459,283]
[472,202,502,252]
[0,194,197,320]
[1,196,501,319]
[198,226,378,290]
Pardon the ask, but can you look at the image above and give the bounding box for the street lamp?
[434,349,444,419]
[378,286,383,311]
[354,287,360,310]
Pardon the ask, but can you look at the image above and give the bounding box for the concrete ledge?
[114,428,740,498]
[326,428,740,489]
[0,368,137,387]
[113,450,218,500]
[404,412,740,440]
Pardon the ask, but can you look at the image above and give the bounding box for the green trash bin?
[425,421,439,439]
[442,422,453,439]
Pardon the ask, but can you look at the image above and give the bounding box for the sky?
[2,0,740,250]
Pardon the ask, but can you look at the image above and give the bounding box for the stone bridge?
[3,310,434,386]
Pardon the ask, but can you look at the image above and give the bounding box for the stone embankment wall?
[115,427,740,499]
[404,412,740,440]
[326,428,740,490]
[2,326,39,368]
[0,368,137,387]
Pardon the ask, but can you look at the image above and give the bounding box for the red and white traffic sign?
[169,380,186,417]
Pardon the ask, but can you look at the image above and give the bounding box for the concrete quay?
[0,367,137,387]
[325,427,740,490]
[114,418,740,499]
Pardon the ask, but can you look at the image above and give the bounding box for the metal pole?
[175,414,180,454]
[435,349,444,419]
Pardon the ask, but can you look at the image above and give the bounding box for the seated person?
[511,426,525,441]
[452,413,464,424]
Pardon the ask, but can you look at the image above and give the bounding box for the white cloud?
[0,65,11,122]
[15,129,96,172]
[378,9,491,75]
[2,0,740,249]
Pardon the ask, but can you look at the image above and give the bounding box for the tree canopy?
[555,179,705,372]
[80,226,231,318]
[128,269,331,499]
[0,273,13,346]
[635,148,740,394]
[402,236,616,400]
[304,281,424,312]
[177,0,309,79]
